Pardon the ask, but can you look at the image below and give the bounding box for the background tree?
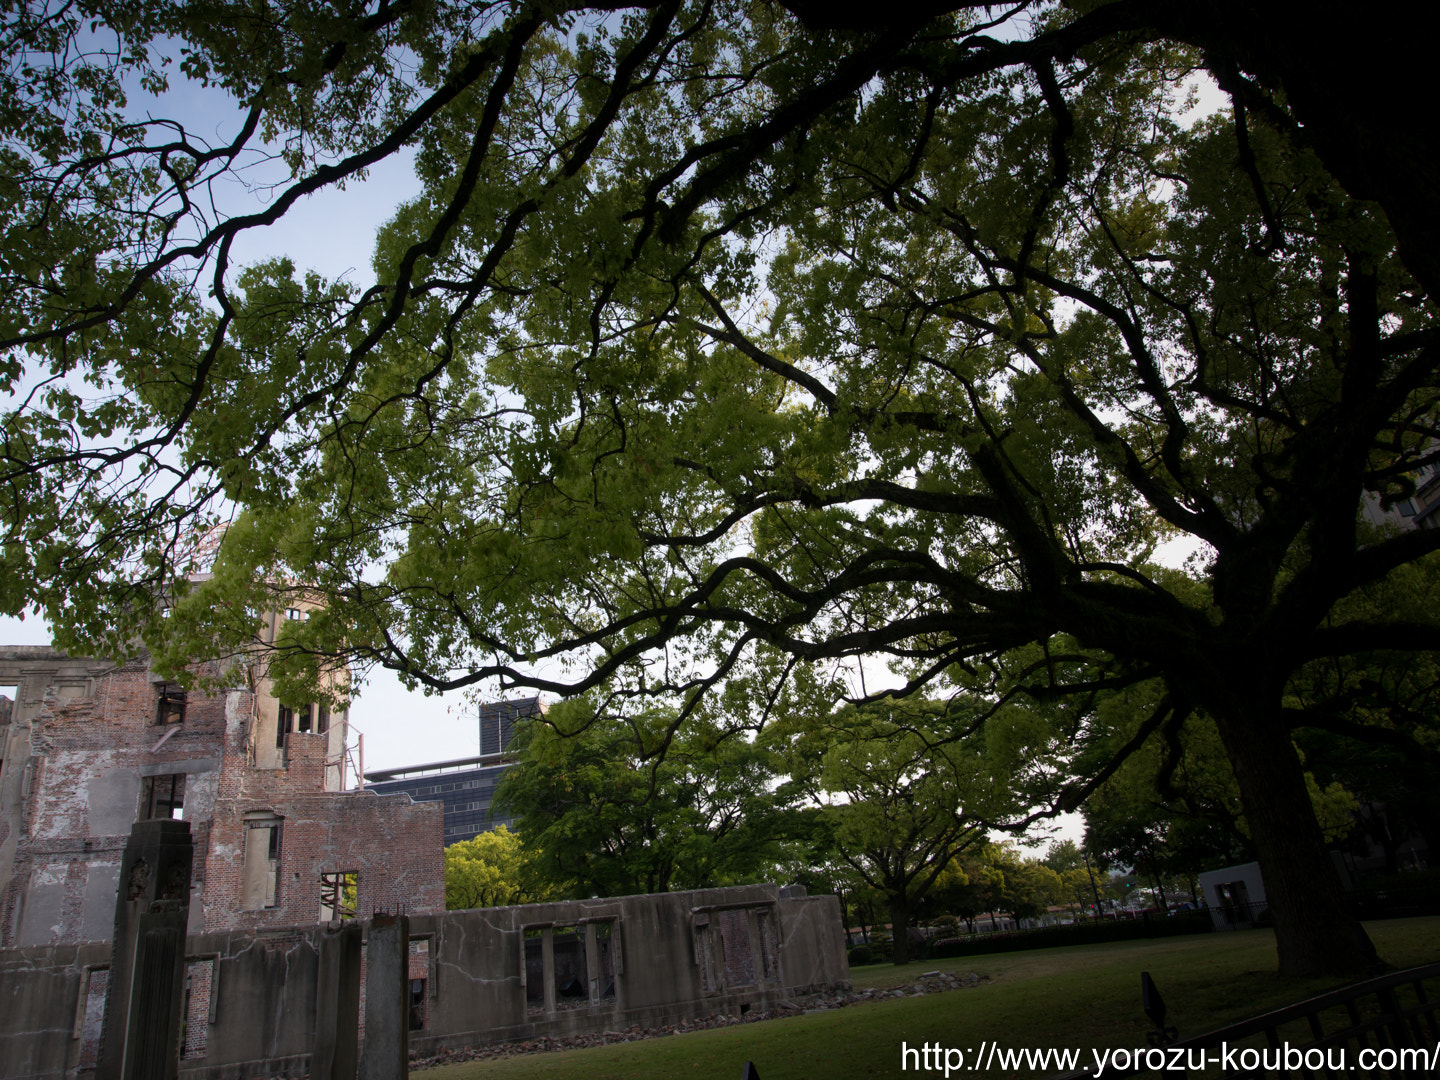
[983,843,1064,925]
[443,825,554,910]
[5,2,1439,977]
[946,852,1007,933]
[911,858,972,926]
[1040,839,1084,875]
[773,697,1047,963]
[498,696,806,898]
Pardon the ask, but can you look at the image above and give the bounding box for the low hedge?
[930,911,1215,958]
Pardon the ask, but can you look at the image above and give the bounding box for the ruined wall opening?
[693,905,772,992]
[523,927,545,1017]
[241,815,282,909]
[318,870,358,922]
[182,958,215,1059]
[155,684,187,725]
[756,907,779,983]
[592,920,617,1005]
[551,925,588,1011]
[77,966,108,1069]
[408,938,430,1031]
[141,774,186,820]
[522,922,616,1015]
[275,706,292,748]
[0,683,15,780]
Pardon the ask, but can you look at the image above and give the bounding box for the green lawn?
[419,918,1440,1080]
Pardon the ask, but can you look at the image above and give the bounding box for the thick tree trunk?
[1214,703,1377,977]
[887,893,910,965]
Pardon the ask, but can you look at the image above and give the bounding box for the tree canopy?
[772,697,1032,963]
[443,825,555,909]
[4,1,1438,977]
[497,696,806,896]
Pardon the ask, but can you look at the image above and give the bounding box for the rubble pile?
[411,970,988,1070]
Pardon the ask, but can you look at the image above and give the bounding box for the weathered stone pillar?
[359,913,409,1080]
[96,819,194,1080]
[583,923,599,1005]
[313,921,363,1080]
[541,927,556,1014]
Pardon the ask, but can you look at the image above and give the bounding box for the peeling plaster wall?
[0,885,850,1080]
[0,657,232,949]
[0,650,118,950]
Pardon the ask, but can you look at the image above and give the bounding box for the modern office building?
[364,696,545,844]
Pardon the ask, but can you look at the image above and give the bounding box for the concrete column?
[541,927,556,1014]
[359,914,409,1080]
[313,922,362,1080]
[584,924,599,1005]
[97,819,194,1080]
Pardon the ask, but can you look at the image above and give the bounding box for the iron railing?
[1053,962,1440,1078]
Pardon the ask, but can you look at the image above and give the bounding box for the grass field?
[419,918,1440,1080]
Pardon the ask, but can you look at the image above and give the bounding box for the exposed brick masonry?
[0,647,443,949]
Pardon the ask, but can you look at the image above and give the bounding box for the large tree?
[4,2,1438,976]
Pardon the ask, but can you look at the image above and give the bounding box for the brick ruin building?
[0,634,444,948]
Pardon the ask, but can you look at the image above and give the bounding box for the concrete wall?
[0,885,849,1080]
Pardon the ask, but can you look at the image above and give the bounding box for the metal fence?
[1053,962,1440,1079]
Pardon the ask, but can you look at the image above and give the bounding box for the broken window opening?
[156,685,186,725]
[276,705,292,748]
[77,967,109,1070]
[593,921,617,1003]
[693,915,717,991]
[318,871,359,922]
[523,928,546,1016]
[552,925,589,1012]
[408,939,430,1030]
[316,703,330,734]
[141,774,186,820]
[757,907,779,982]
[297,704,313,734]
[181,959,214,1059]
[241,818,281,910]
[716,908,756,988]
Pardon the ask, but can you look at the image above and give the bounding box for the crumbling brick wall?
[2,660,231,947]
[200,694,443,932]
[1,648,443,949]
